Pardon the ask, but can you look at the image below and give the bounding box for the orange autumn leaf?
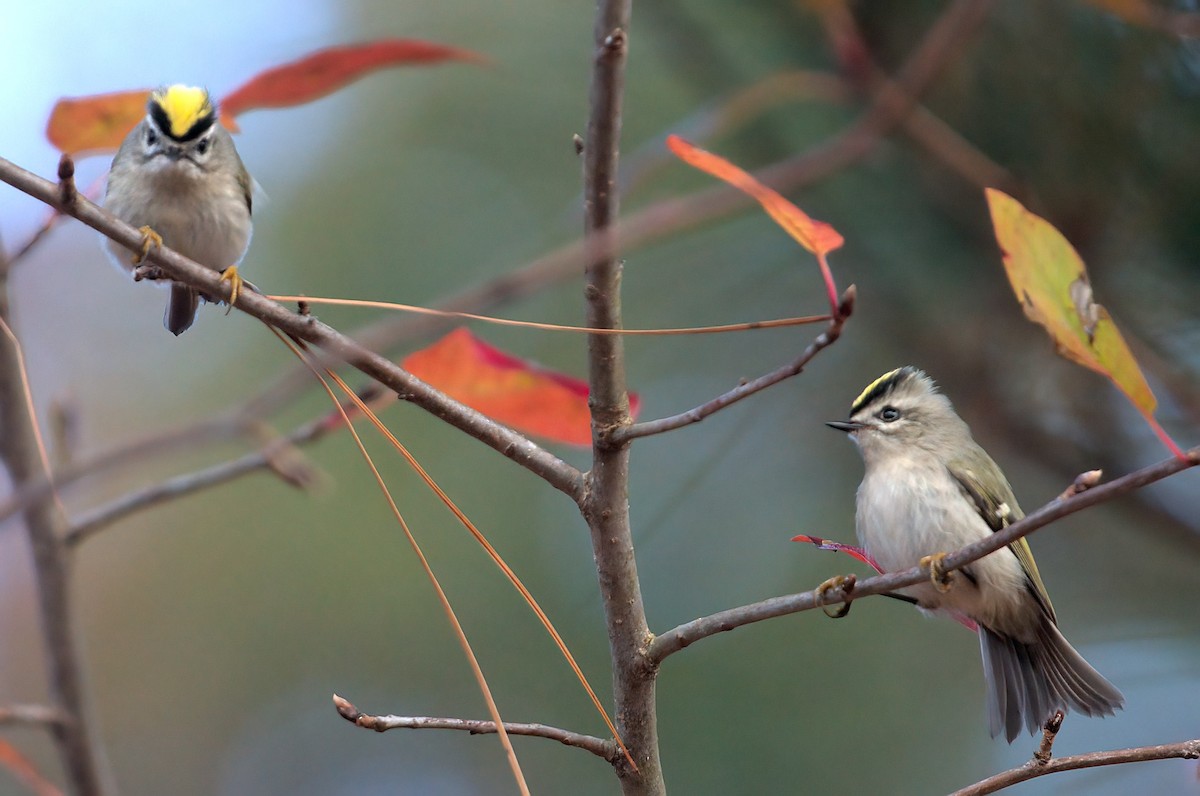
[666,134,844,256]
[666,134,843,313]
[219,39,486,130]
[46,89,152,156]
[986,188,1183,458]
[403,328,640,447]
[45,39,484,154]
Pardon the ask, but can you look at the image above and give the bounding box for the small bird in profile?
[103,85,253,335]
[828,366,1124,741]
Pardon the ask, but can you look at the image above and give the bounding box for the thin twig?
[951,738,1200,796]
[333,695,616,762]
[1033,710,1063,763]
[0,416,238,530]
[648,451,1198,663]
[0,155,585,503]
[612,286,853,444]
[0,703,70,728]
[66,418,327,546]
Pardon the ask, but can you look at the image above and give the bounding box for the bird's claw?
[132,226,163,265]
[920,552,954,593]
[814,573,856,619]
[219,265,243,314]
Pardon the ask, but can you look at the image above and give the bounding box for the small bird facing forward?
[828,366,1123,741]
[104,85,252,335]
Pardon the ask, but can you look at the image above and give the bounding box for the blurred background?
[1,1,1198,793]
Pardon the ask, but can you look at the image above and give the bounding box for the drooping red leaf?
[666,135,844,256]
[791,534,882,572]
[667,134,843,311]
[219,39,485,129]
[402,328,639,447]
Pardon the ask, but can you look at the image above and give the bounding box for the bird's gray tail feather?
[980,617,1124,742]
[165,284,199,336]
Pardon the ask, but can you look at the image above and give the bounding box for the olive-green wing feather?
[238,169,253,216]
[947,456,1056,621]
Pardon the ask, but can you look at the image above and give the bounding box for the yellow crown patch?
[151,85,214,139]
[850,367,910,416]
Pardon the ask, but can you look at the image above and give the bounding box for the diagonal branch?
[0,415,240,530]
[611,287,853,444]
[65,418,328,546]
[648,449,1198,663]
[333,694,616,762]
[951,738,1200,796]
[0,156,585,502]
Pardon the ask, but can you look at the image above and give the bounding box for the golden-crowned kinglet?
[104,85,252,335]
[828,367,1123,741]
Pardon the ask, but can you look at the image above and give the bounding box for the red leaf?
[403,328,639,447]
[666,135,844,256]
[791,534,882,572]
[45,89,151,156]
[219,39,485,128]
[667,134,843,312]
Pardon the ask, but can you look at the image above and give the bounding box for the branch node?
[132,264,168,283]
[332,693,360,723]
[601,28,627,54]
[57,154,76,208]
[837,283,857,320]
[1033,710,1064,763]
[1058,469,1102,500]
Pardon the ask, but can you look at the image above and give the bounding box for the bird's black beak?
[826,420,863,433]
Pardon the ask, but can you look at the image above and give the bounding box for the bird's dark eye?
[145,127,158,146]
[879,406,901,422]
[195,137,210,155]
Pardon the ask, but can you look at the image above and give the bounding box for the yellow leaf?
[986,189,1183,456]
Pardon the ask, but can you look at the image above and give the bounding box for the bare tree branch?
[0,241,107,793]
[611,287,853,444]
[333,695,616,762]
[65,418,328,546]
[648,450,1198,663]
[0,703,70,728]
[951,738,1200,796]
[577,1,663,792]
[0,155,585,502]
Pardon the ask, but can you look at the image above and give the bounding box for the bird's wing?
[947,458,1056,622]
